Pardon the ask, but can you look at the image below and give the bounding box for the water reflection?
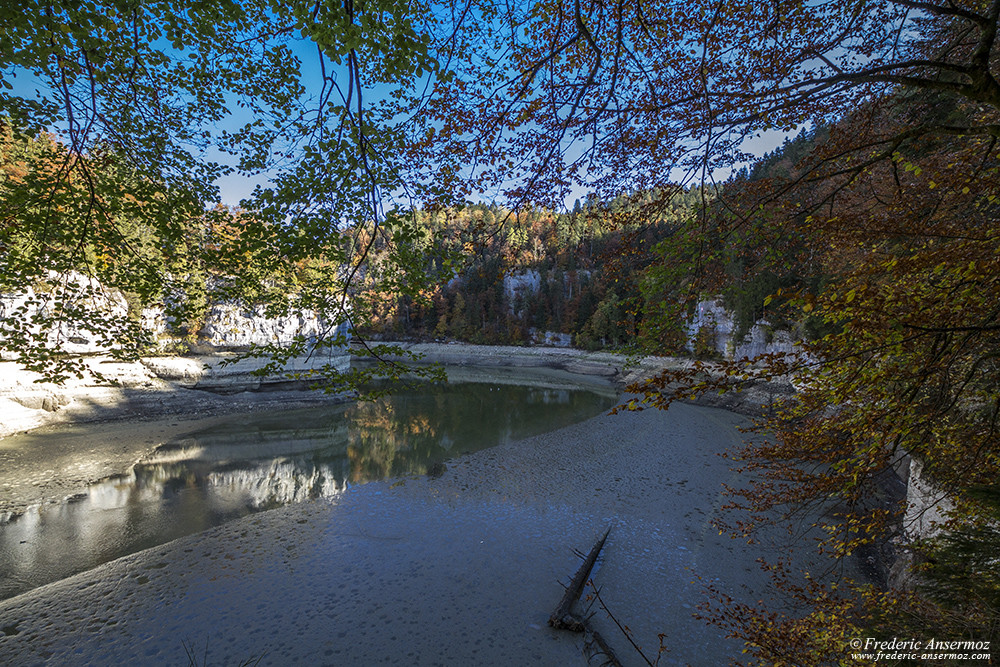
[0,381,616,600]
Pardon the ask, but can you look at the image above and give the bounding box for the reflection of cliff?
[129,412,355,506]
[126,458,351,508]
[0,455,352,600]
[0,380,617,601]
[205,460,347,507]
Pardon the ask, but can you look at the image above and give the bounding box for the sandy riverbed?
[0,397,839,666]
[0,344,808,665]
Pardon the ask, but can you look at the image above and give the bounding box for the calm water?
[0,379,617,600]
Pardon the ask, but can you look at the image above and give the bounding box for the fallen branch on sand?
[548,528,623,666]
[550,527,610,630]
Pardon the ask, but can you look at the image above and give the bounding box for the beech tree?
[417,0,1000,662]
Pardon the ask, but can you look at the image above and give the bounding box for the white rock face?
[529,330,573,347]
[903,457,955,540]
[0,271,131,356]
[502,269,591,314]
[2,271,350,356]
[503,269,541,304]
[0,282,351,436]
[733,323,797,360]
[686,299,735,357]
[141,302,349,352]
[198,303,347,349]
[687,298,800,361]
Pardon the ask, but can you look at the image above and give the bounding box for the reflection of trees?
[343,382,605,483]
[347,399,443,482]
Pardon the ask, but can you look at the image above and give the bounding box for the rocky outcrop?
[0,357,166,438]
[503,269,542,303]
[887,457,958,590]
[2,271,350,356]
[528,330,573,347]
[144,302,349,351]
[902,458,955,540]
[0,272,133,356]
[1,271,353,437]
[687,299,798,360]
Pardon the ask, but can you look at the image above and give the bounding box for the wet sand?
[0,401,830,666]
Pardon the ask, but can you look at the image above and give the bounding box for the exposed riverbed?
[1,399,792,666]
[0,346,817,665]
[0,375,617,600]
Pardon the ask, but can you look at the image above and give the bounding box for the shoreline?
[0,342,793,519]
[1,342,794,436]
[369,341,796,416]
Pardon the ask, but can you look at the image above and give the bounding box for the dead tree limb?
[590,582,658,666]
[583,623,625,667]
[549,527,611,631]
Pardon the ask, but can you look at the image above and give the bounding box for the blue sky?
[7,28,791,212]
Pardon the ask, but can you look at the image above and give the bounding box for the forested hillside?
[357,189,701,350]
[357,129,836,356]
[0,122,823,360]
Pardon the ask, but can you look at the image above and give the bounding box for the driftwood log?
[549,527,610,630]
[548,528,623,666]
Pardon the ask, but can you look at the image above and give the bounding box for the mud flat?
[0,343,793,519]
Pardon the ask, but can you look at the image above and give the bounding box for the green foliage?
[358,193,695,350]
[9,3,1000,661]
[1,0,445,380]
[916,486,1000,638]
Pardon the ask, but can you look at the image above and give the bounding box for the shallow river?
[0,368,857,666]
[0,377,617,601]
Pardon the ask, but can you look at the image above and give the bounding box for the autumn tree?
[415,0,1000,662]
[6,3,1000,658]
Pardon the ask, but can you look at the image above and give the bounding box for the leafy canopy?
[416,0,1000,662]
[3,1,1000,661]
[1,0,442,380]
